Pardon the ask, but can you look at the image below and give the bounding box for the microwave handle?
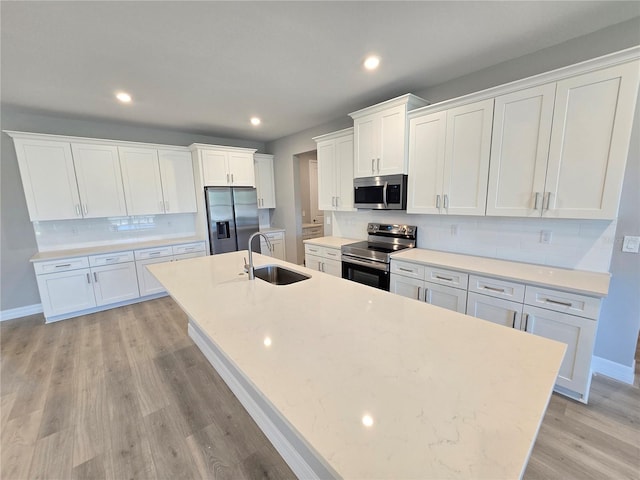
[382,181,388,208]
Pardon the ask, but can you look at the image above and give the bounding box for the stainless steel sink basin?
[253,265,310,285]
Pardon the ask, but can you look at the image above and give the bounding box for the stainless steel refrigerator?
[205,187,260,255]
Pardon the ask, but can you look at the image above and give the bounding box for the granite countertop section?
[392,248,610,297]
[259,227,286,234]
[303,236,359,249]
[148,251,565,479]
[30,236,206,262]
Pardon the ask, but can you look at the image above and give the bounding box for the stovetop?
[341,223,417,264]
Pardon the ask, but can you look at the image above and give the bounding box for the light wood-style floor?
[1,297,638,479]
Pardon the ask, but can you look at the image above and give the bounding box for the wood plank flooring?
[1,296,638,479]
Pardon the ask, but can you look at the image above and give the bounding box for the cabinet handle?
[398,267,414,273]
[524,313,530,331]
[436,195,441,209]
[371,159,375,174]
[231,173,234,183]
[83,204,88,215]
[545,298,572,307]
[331,196,335,207]
[443,194,449,209]
[93,272,98,282]
[55,263,72,268]
[165,201,170,212]
[335,196,340,207]
[75,204,81,216]
[318,261,322,271]
[226,173,230,183]
[424,288,430,303]
[483,285,505,293]
[534,192,541,210]
[105,257,117,262]
[376,158,380,173]
[543,192,551,211]
[416,286,421,300]
[435,275,453,282]
[149,251,162,256]
[321,262,326,272]
[86,273,91,284]
[512,311,517,328]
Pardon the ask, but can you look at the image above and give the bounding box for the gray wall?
[267,18,640,369]
[0,105,264,311]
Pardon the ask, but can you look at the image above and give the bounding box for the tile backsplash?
[331,211,616,273]
[34,213,198,251]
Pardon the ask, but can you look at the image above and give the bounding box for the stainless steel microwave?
[353,174,408,210]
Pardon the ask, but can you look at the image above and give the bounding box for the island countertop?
[148,251,565,479]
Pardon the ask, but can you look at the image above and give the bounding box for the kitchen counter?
[302,222,322,229]
[148,251,565,480]
[393,248,610,297]
[30,236,206,262]
[302,235,359,249]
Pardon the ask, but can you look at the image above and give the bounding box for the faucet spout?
[247,232,272,280]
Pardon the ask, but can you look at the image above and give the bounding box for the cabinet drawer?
[304,244,323,256]
[323,247,341,261]
[262,232,284,242]
[174,251,206,261]
[89,251,134,266]
[468,275,525,302]
[524,286,601,320]
[34,256,90,275]
[134,246,173,260]
[425,266,468,290]
[172,242,206,255]
[391,260,425,280]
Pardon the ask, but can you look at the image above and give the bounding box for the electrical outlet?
[326,216,331,225]
[622,235,640,253]
[451,225,458,236]
[302,210,306,218]
[540,230,552,244]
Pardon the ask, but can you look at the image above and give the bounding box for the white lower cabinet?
[135,255,173,296]
[304,244,342,277]
[260,231,286,261]
[37,268,96,317]
[425,283,467,313]
[466,292,523,329]
[91,262,139,306]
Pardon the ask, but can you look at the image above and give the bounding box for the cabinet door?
[136,257,172,296]
[466,292,523,329]
[92,262,140,306]
[544,61,640,219]
[305,253,324,272]
[321,257,342,277]
[523,305,596,399]
[271,240,286,261]
[407,111,447,214]
[119,146,164,215]
[37,268,96,317]
[228,151,255,186]
[486,84,556,217]
[201,150,229,186]
[14,138,81,221]
[71,143,127,218]
[353,114,377,178]
[378,104,406,175]
[316,140,337,210]
[158,150,197,214]
[442,99,494,216]
[424,282,467,313]
[254,155,276,208]
[390,274,424,301]
[334,134,355,211]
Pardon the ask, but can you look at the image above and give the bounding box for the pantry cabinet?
[407,99,494,216]
[195,145,256,187]
[314,128,355,211]
[254,154,276,208]
[350,94,428,178]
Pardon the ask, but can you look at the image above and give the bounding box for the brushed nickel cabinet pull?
[86,273,91,284]
[534,192,540,210]
[231,173,234,183]
[75,204,81,216]
[524,313,530,331]
[543,192,551,211]
[93,272,98,282]
[376,158,380,172]
[226,173,230,183]
[444,194,449,209]
[436,194,441,209]
[55,264,72,268]
[483,285,505,293]
[435,275,453,282]
[371,159,375,173]
[512,311,517,328]
[398,267,413,273]
[417,286,421,300]
[545,298,572,307]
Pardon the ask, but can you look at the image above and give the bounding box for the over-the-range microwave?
[353,174,408,210]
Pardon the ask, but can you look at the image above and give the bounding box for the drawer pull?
[105,258,117,262]
[398,267,414,273]
[416,286,421,300]
[435,275,453,282]
[93,272,98,282]
[149,252,162,256]
[86,273,90,284]
[545,298,572,307]
[512,311,517,328]
[524,313,530,331]
[483,285,505,293]
[55,264,72,268]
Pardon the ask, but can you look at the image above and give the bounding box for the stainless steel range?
[341,223,417,290]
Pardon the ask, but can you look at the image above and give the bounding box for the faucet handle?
[243,257,249,273]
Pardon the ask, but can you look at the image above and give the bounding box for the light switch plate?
[622,235,640,253]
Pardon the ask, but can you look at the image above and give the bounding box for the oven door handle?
[382,181,388,209]
[342,255,389,272]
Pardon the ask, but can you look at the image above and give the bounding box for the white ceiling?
[2,1,639,142]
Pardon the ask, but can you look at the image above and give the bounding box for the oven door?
[341,256,390,290]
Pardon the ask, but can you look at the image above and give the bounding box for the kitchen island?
[148,251,565,479]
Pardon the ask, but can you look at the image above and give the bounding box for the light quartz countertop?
[30,236,206,262]
[148,251,565,479]
[393,248,610,297]
[303,235,359,249]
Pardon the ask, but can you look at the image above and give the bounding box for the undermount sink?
[253,265,310,285]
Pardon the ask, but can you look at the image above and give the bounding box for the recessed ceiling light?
[116,92,132,103]
[250,117,261,126]
[364,56,380,70]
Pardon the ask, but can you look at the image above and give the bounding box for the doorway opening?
[295,150,324,264]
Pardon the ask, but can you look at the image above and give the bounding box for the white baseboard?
[592,355,635,385]
[0,303,43,322]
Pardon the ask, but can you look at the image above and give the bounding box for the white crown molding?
[349,93,429,119]
[188,143,257,154]
[312,126,354,143]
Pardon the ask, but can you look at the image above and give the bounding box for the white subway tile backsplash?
[332,211,615,273]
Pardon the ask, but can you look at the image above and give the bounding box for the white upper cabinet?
[350,94,429,178]
[158,149,197,214]
[486,84,556,217]
[119,146,165,215]
[314,128,355,212]
[407,99,494,216]
[71,143,127,218]
[544,61,640,219]
[254,154,276,208]
[11,135,127,221]
[196,145,256,187]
